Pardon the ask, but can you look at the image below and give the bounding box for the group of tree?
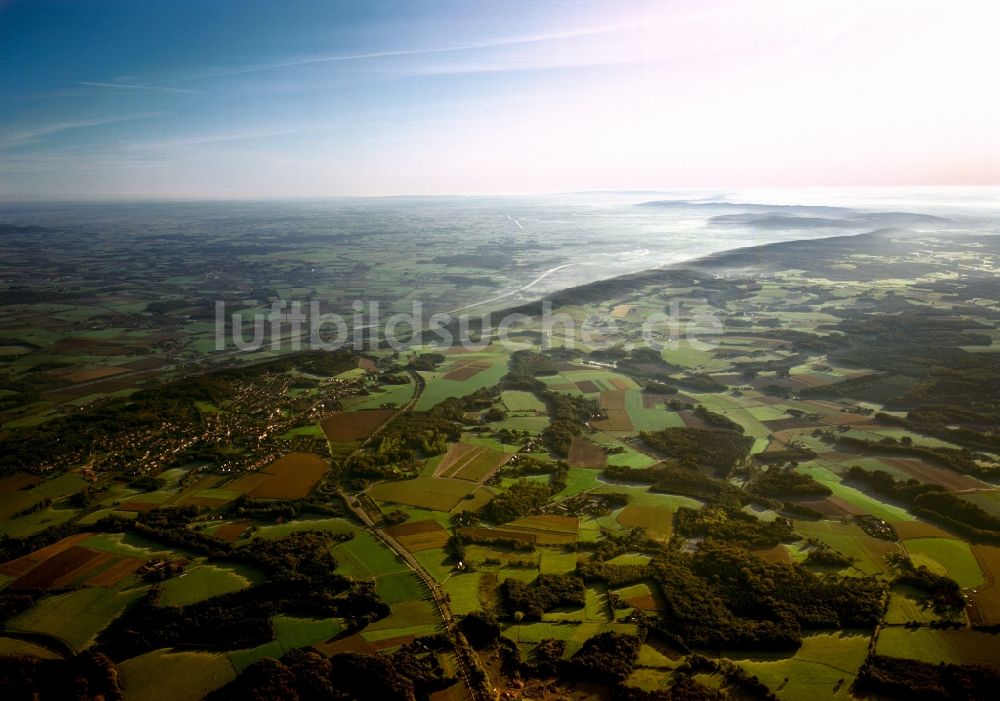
[210,643,454,701]
[854,654,1000,700]
[747,466,832,498]
[640,427,752,474]
[500,573,585,620]
[846,466,1000,541]
[674,506,793,548]
[648,540,884,651]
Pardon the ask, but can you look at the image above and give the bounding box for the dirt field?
[435,443,511,483]
[617,504,673,539]
[48,365,130,384]
[434,443,479,476]
[118,501,161,512]
[891,520,954,539]
[459,526,536,546]
[226,472,273,495]
[641,393,671,409]
[762,417,819,432]
[882,458,986,491]
[789,495,863,518]
[594,390,634,431]
[443,364,488,381]
[567,436,607,469]
[215,520,251,542]
[969,544,1000,625]
[6,543,141,590]
[496,515,578,545]
[370,476,475,511]
[385,520,451,552]
[242,452,330,500]
[0,472,43,496]
[85,557,145,586]
[0,533,92,577]
[575,380,600,394]
[321,409,397,442]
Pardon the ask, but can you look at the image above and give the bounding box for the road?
[337,367,492,701]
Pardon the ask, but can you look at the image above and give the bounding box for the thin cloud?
[76,81,199,94]
[0,112,163,149]
[177,25,628,81]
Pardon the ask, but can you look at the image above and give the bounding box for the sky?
[1,0,998,199]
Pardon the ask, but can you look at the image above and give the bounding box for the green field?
[6,584,146,651]
[416,359,508,410]
[904,537,984,588]
[729,631,870,701]
[624,389,686,432]
[333,531,408,579]
[370,475,476,511]
[253,517,357,539]
[501,390,546,413]
[442,573,482,615]
[875,627,962,665]
[119,650,237,701]
[159,563,262,607]
[228,616,343,672]
[376,571,429,604]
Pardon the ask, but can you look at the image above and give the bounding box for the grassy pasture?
[616,504,675,539]
[252,517,356,539]
[793,520,899,576]
[501,390,546,413]
[728,631,869,701]
[443,573,482,615]
[6,584,146,651]
[158,563,260,607]
[333,531,407,579]
[875,627,962,665]
[539,551,579,575]
[376,571,428,604]
[884,584,943,625]
[624,389,685,432]
[903,537,984,588]
[553,467,602,498]
[0,638,61,659]
[119,650,237,701]
[228,616,343,672]
[416,359,508,411]
[31,472,89,500]
[370,476,476,511]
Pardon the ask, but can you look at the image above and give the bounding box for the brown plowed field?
[594,390,633,431]
[969,544,1000,625]
[321,409,397,442]
[10,546,105,589]
[0,533,91,577]
[244,452,330,500]
[882,457,985,491]
[385,520,450,552]
[567,436,607,469]
[0,472,44,496]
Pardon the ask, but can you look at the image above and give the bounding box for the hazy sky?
[1,0,998,199]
